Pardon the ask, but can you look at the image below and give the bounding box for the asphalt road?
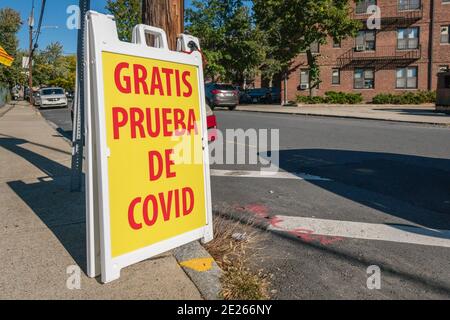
[210,110,450,299]
[40,107,450,299]
[39,106,73,140]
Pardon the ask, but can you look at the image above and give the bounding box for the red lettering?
[143,195,158,226]
[162,108,173,136]
[174,189,181,218]
[133,64,149,95]
[148,151,163,181]
[165,149,176,178]
[128,187,195,230]
[182,187,194,216]
[173,108,186,135]
[175,69,181,97]
[114,62,131,94]
[146,108,160,138]
[182,71,192,97]
[150,67,164,95]
[128,197,142,230]
[159,191,173,221]
[130,108,145,139]
[161,68,174,96]
[187,109,198,134]
[112,107,128,139]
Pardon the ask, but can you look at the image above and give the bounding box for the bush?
[372,91,436,104]
[296,91,363,104]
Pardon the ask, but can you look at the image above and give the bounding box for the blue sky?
[1,0,193,55]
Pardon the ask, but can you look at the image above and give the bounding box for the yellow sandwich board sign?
[0,45,14,67]
[83,12,213,283]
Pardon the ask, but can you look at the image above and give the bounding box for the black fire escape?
[337,1,423,70]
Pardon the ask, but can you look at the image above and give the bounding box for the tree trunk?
[141,0,184,51]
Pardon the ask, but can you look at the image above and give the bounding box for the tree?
[106,0,141,42]
[33,42,76,90]
[186,0,267,85]
[253,0,361,96]
[0,8,23,88]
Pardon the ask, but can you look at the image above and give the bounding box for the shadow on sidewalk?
[373,108,449,117]
[0,136,87,272]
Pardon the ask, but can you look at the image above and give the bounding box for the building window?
[356,0,376,14]
[396,67,418,89]
[354,68,374,89]
[398,0,421,11]
[333,39,341,48]
[441,26,449,44]
[310,41,320,53]
[332,69,340,85]
[397,27,419,49]
[300,69,309,88]
[356,30,376,51]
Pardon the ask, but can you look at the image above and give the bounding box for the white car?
[39,87,68,108]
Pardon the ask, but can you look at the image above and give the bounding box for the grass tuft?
[204,214,271,300]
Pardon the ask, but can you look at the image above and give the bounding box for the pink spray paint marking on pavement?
[236,203,344,246]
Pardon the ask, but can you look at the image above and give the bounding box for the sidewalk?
[0,101,202,299]
[237,104,450,125]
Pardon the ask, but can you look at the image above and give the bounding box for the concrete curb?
[173,241,223,300]
[235,107,450,127]
[296,103,436,108]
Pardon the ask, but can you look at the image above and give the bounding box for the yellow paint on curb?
[180,258,214,272]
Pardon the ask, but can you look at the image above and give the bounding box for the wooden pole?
[141,0,184,50]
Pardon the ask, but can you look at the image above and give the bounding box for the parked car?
[247,88,270,104]
[264,87,281,104]
[205,83,239,110]
[235,86,252,104]
[38,87,68,108]
[11,88,20,101]
[33,91,41,106]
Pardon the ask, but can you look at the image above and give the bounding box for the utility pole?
[70,0,91,192]
[28,3,34,104]
[141,0,184,50]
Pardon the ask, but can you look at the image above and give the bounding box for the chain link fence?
[0,83,10,108]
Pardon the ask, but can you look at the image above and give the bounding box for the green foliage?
[33,43,76,90]
[297,91,363,104]
[0,7,23,88]
[372,91,436,105]
[106,0,141,42]
[254,0,361,94]
[186,0,267,84]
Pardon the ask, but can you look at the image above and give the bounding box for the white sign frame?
[84,11,213,283]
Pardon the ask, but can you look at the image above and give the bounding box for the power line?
[32,0,47,53]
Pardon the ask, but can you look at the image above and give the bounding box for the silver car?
[205,83,239,110]
[39,87,68,108]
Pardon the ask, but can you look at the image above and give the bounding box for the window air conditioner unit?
[356,45,366,52]
[300,83,309,90]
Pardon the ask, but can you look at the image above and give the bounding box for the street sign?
[84,12,213,283]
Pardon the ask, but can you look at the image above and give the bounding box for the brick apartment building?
[277,0,450,103]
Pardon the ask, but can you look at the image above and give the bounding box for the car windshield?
[215,84,235,91]
[42,89,64,95]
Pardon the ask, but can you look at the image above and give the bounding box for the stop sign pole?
[71,0,91,192]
